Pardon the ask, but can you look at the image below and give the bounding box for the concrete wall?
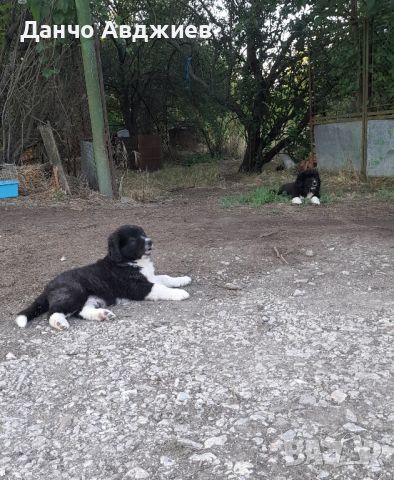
[315,119,394,176]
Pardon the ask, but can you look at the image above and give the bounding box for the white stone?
[204,435,227,448]
[293,289,305,297]
[160,456,175,467]
[177,392,190,401]
[343,423,365,433]
[299,394,316,405]
[177,438,203,450]
[318,471,330,479]
[346,409,357,422]
[5,352,16,360]
[330,389,347,404]
[280,429,296,441]
[124,467,149,479]
[189,452,218,465]
[233,461,254,476]
[253,437,264,445]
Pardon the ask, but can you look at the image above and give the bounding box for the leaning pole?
[75,0,113,198]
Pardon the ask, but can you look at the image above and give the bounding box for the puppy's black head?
[108,225,152,263]
[297,169,320,194]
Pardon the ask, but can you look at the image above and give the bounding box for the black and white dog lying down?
[15,225,191,330]
[278,169,321,205]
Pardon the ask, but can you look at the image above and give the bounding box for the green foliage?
[42,66,60,79]
[377,187,394,199]
[0,1,13,49]
[312,0,394,115]
[23,1,77,82]
[27,0,76,23]
[19,0,394,170]
[222,187,287,207]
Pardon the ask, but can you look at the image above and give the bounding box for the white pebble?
[233,461,254,475]
[343,423,365,433]
[160,456,175,467]
[177,392,190,401]
[330,389,347,404]
[204,435,227,448]
[124,467,149,479]
[293,289,305,297]
[189,452,218,465]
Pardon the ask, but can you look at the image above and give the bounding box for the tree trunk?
[239,126,261,172]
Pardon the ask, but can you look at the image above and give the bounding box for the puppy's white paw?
[146,284,190,301]
[310,196,321,205]
[49,313,70,331]
[173,276,192,287]
[291,196,303,205]
[80,305,116,321]
[15,315,28,329]
[95,308,116,321]
[170,288,190,301]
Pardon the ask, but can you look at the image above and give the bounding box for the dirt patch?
[0,189,393,479]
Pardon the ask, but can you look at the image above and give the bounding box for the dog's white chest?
[132,257,155,282]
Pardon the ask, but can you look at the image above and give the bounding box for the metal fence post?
[75,0,114,198]
[361,17,369,178]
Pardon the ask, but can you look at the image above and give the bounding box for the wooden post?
[38,122,71,195]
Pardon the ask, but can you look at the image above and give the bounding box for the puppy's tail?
[15,293,48,328]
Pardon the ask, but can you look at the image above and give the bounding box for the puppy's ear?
[108,232,123,262]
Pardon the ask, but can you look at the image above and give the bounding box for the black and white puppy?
[15,225,191,330]
[278,169,321,205]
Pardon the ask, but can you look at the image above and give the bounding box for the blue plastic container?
[0,180,19,199]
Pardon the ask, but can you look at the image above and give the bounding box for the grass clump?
[376,187,394,199]
[222,187,287,207]
[180,152,215,166]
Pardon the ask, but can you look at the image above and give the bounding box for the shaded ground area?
[0,190,393,480]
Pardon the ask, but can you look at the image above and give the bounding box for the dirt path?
[0,191,393,479]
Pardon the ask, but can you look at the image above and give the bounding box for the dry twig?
[273,246,289,265]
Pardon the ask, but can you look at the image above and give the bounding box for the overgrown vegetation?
[222,188,287,208]
[222,168,394,208]
[1,0,394,179]
[122,162,221,201]
[120,157,394,205]
[222,186,338,208]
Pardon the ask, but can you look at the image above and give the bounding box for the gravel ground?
[0,190,393,479]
